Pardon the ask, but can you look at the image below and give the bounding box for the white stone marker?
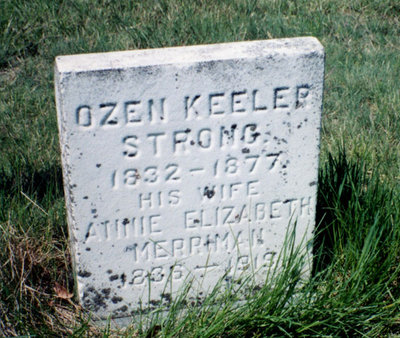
[55,37,324,320]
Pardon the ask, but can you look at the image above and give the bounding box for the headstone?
[55,37,324,321]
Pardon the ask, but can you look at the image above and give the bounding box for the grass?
[1,0,400,336]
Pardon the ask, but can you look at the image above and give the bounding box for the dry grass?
[0,220,102,336]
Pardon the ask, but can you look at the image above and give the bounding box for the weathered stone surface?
[55,37,324,320]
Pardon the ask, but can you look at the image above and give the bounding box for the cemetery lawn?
[1,0,400,336]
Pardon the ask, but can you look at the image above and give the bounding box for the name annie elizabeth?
[84,196,313,243]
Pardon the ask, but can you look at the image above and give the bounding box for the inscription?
[185,196,313,228]
[110,150,285,189]
[126,249,277,287]
[85,214,163,243]
[75,85,312,127]
[100,103,118,125]
[56,38,324,317]
[119,123,267,158]
[76,105,91,126]
[184,86,310,120]
[123,228,255,262]
[84,196,313,242]
[77,83,313,302]
[76,98,167,128]
[111,164,181,188]
[129,264,184,286]
[198,180,260,202]
[138,190,181,209]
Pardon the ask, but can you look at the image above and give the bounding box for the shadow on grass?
[0,164,64,203]
[313,148,396,275]
[313,150,360,272]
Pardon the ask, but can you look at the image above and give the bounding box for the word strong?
[55,38,325,320]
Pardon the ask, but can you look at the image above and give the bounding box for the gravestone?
[55,37,324,321]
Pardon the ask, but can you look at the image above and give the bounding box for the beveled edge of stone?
[55,37,324,73]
